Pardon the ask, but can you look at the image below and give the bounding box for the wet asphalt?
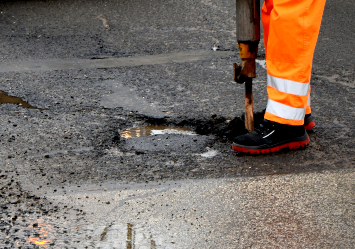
[0,0,354,248]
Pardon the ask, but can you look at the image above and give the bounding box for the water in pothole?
[119,125,197,139]
[0,90,48,111]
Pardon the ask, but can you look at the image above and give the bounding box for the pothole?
[119,125,197,139]
[0,90,48,111]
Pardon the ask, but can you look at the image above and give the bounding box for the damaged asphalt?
[0,0,354,248]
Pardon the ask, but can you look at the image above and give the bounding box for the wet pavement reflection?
[90,222,157,248]
[126,223,133,249]
[17,170,355,248]
[22,218,54,248]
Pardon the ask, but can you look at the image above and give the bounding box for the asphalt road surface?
[0,0,354,248]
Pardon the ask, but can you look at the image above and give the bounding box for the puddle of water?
[120,125,197,139]
[0,90,48,111]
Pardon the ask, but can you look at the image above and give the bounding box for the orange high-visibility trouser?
[262,0,326,125]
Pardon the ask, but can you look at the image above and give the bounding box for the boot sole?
[232,136,310,154]
[304,121,315,131]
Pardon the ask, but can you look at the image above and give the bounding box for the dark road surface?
[0,0,354,248]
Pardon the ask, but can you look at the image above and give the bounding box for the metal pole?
[234,0,260,131]
[245,78,254,131]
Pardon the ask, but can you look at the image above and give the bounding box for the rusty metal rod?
[245,78,254,131]
[234,0,260,132]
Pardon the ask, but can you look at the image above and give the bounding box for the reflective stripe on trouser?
[306,90,311,115]
[262,0,326,125]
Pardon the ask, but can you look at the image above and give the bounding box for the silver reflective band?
[266,99,306,121]
[262,130,275,139]
[307,94,311,106]
[267,75,310,96]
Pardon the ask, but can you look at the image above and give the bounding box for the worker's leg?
[262,0,314,129]
[232,0,326,154]
[303,86,316,130]
[306,86,311,115]
[263,0,326,125]
[261,0,273,56]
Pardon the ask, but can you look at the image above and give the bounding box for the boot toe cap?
[233,134,259,146]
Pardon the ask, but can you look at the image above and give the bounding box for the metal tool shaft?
[245,78,254,131]
[234,0,260,131]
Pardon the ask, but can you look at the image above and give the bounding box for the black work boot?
[247,110,315,131]
[304,114,315,131]
[232,120,310,154]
